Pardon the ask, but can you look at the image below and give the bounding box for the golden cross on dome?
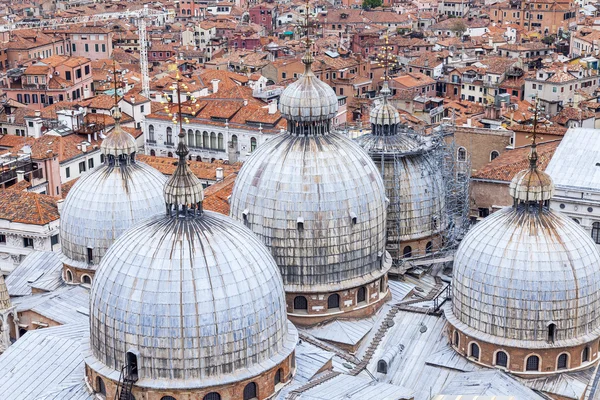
[298,0,316,51]
[376,35,397,83]
[525,95,546,169]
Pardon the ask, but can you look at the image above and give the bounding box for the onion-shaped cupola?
[448,123,600,375]
[85,76,297,399]
[230,43,390,326]
[370,81,401,136]
[59,106,166,285]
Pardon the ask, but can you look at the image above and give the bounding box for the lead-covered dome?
[60,112,166,269]
[278,52,338,123]
[87,211,297,386]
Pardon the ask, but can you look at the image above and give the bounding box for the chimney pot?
[216,167,224,181]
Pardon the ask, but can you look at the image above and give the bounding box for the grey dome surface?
[278,64,338,122]
[229,132,388,293]
[100,110,137,157]
[451,205,600,346]
[355,133,423,155]
[88,211,296,388]
[60,162,167,268]
[370,101,400,126]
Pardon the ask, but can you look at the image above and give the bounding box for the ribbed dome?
[60,162,167,268]
[450,205,600,345]
[229,132,389,292]
[87,211,297,387]
[100,110,137,157]
[278,53,338,122]
[370,102,401,126]
[509,168,554,202]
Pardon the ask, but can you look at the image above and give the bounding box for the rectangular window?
[553,87,557,92]
[532,84,537,89]
[66,167,70,178]
[72,43,76,52]
[79,161,86,173]
[88,158,94,169]
[85,44,89,52]
[140,105,144,113]
[32,94,38,103]
[50,235,59,246]
[84,65,90,75]
[95,44,99,52]
[0,234,5,244]
[102,44,106,52]
[87,248,93,263]
[23,238,34,248]
[24,94,30,104]
[65,71,71,80]
[76,69,81,79]
[17,94,23,103]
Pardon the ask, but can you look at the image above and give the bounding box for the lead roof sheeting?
[300,374,414,400]
[308,317,376,346]
[89,211,296,385]
[451,206,600,343]
[437,370,546,399]
[545,128,600,192]
[12,285,90,326]
[0,324,88,400]
[5,251,63,297]
[60,161,166,267]
[229,132,388,292]
[278,73,339,122]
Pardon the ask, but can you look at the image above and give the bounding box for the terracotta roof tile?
[0,190,59,225]
[203,173,237,215]
[136,155,242,180]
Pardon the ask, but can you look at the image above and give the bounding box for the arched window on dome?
[126,351,138,379]
[274,368,283,386]
[557,353,568,370]
[81,275,91,285]
[495,351,508,368]
[403,246,412,258]
[160,396,176,400]
[583,346,590,363]
[377,359,388,374]
[592,222,600,244]
[470,343,480,361]
[243,382,257,400]
[218,133,224,150]
[426,242,433,254]
[166,127,173,145]
[148,125,155,141]
[357,287,366,304]
[548,323,556,343]
[203,393,221,400]
[490,150,500,161]
[453,331,459,347]
[457,147,467,162]
[327,294,340,310]
[251,137,257,152]
[150,149,156,156]
[293,296,308,312]
[65,270,73,283]
[526,355,540,371]
[96,376,106,395]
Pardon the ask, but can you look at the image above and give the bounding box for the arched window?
[161,397,177,400]
[557,353,568,369]
[457,147,467,161]
[195,130,202,148]
[573,218,581,224]
[166,127,173,144]
[495,351,508,367]
[126,352,138,377]
[148,125,155,141]
[548,323,556,343]
[150,149,156,156]
[293,296,307,311]
[250,137,257,152]
[187,129,194,147]
[210,132,216,149]
[357,287,366,303]
[168,152,173,158]
[593,222,600,244]
[377,360,388,374]
[96,376,106,395]
[66,270,73,282]
[203,131,209,148]
[380,278,385,293]
[231,134,238,150]
[218,133,224,150]
[526,355,540,371]
[327,294,340,310]
[100,154,105,163]
[203,393,221,400]
[453,330,459,346]
[470,343,480,361]
[490,150,499,161]
[403,246,412,258]
[426,241,433,254]
[243,382,257,400]
[81,275,91,285]
[274,368,283,385]
[583,346,590,362]
[196,156,201,162]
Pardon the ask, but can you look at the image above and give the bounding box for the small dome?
[370,101,400,126]
[451,205,600,344]
[88,211,297,386]
[229,132,388,292]
[100,110,137,158]
[355,132,423,154]
[509,167,554,202]
[278,54,338,122]
[60,162,167,267]
[164,142,204,208]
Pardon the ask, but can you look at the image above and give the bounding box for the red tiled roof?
[0,190,59,225]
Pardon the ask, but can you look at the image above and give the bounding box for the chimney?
[243,99,248,106]
[466,118,472,127]
[34,110,41,117]
[81,144,87,153]
[211,79,220,94]
[87,134,91,142]
[94,131,98,141]
[216,167,224,182]
[268,99,277,114]
[7,115,14,124]
[564,65,567,73]
[16,170,25,182]
[57,199,64,215]
[130,96,135,104]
